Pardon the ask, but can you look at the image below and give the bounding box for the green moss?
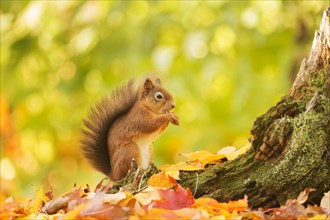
[310,69,328,90]
[258,67,330,203]
[108,163,159,194]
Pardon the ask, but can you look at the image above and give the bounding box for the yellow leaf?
[308,214,327,220]
[193,196,248,214]
[164,169,180,180]
[200,153,225,164]
[181,151,225,164]
[158,164,171,170]
[160,161,205,180]
[225,144,251,161]
[181,151,211,161]
[129,214,140,220]
[20,213,58,220]
[28,186,50,214]
[172,161,205,171]
[118,192,135,207]
[63,203,87,219]
[147,171,177,188]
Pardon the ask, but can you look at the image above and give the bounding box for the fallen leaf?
[42,196,69,214]
[86,192,96,199]
[94,178,112,192]
[163,168,180,180]
[217,146,237,155]
[28,186,50,214]
[77,191,128,219]
[143,208,179,219]
[158,164,171,170]
[160,161,205,180]
[308,214,327,220]
[173,161,205,171]
[193,196,248,214]
[133,199,146,217]
[44,189,54,201]
[305,205,327,215]
[81,204,128,219]
[320,191,329,213]
[225,144,251,160]
[66,186,85,212]
[273,200,312,219]
[174,207,209,219]
[181,151,225,164]
[192,197,219,215]
[147,171,177,188]
[134,186,162,206]
[0,197,27,219]
[226,198,249,212]
[117,192,135,207]
[103,192,126,205]
[153,185,195,210]
[296,188,315,204]
[63,203,87,219]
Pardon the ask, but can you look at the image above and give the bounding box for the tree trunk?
[111,8,330,208]
[179,7,330,208]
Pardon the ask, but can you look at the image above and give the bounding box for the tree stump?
[111,8,330,208]
[179,7,330,208]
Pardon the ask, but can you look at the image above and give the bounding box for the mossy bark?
[179,8,330,208]
[110,8,330,208]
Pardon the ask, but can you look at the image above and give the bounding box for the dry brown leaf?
[320,191,330,213]
[296,188,315,204]
[42,196,69,214]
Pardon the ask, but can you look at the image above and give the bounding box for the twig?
[138,172,145,191]
[193,172,199,197]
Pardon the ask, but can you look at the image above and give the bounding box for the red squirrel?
[81,77,179,181]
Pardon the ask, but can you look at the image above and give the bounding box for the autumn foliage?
[1,148,329,219]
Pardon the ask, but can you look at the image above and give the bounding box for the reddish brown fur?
[81,78,179,181]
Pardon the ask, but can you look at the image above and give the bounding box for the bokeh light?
[0,1,327,197]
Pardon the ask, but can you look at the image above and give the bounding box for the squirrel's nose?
[171,102,176,109]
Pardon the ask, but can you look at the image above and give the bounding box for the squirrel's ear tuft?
[155,78,161,85]
[143,78,154,93]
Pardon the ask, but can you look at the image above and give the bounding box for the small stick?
[193,172,199,197]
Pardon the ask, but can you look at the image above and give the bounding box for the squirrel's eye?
[155,92,164,100]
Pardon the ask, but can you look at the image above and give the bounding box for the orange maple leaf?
[147,171,177,188]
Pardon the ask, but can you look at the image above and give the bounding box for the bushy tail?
[80,79,138,176]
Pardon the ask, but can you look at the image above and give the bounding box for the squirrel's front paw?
[170,112,179,125]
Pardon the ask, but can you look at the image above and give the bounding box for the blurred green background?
[1,1,327,197]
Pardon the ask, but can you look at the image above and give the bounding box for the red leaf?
[153,185,195,210]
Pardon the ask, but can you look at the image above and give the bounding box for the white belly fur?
[138,143,151,169]
[136,130,162,169]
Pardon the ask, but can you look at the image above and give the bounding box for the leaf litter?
[2,148,329,219]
